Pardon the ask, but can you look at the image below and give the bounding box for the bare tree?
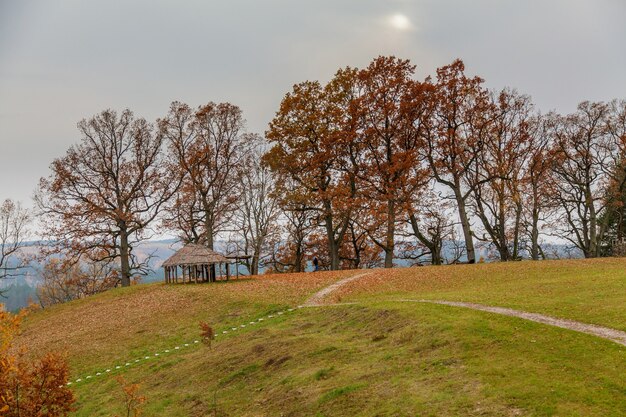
[521,113,556,260]
[548,101,612,258]
[597,100,626,252]
[469,89,534,261]
[0,200,30,295]
[445,227,467,264]
[36,109,178,287]
[266,202,314,273]
[160,102,253,250]
[37,258,118,307]
[231,142,281,275]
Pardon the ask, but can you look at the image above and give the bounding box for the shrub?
[0,307,75,416]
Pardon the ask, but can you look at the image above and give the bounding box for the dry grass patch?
[16,270,356,373]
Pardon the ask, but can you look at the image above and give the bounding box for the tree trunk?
[497,201,509,261]
[453,185,476,263]
[294,244,303,273]
[251,252,259,276]
[203,219,217,278]
[205,221,214,250]
[587,186,598,258]
[119,228,131,287]
[323,203,340,271]
[531,209,540,260]
[384,199,395,268]
[431,240,442,265]
[512,201,522,260]
[408,212,442,266]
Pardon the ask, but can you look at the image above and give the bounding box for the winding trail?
[302,272,374,306]
[403,299,626,347]
[301,271,626,347]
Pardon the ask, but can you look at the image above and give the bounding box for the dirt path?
[301,272,374,306]
[300,271,626,347]
[402,299,626,347]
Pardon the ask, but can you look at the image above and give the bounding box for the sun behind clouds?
[389,13,412,31]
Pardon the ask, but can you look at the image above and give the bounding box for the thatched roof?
[162,243,229,267]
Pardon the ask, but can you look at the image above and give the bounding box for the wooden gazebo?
[162,243,244,284]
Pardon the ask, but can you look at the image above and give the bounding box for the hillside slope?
[14,259,626,416]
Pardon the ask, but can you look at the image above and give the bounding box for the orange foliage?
[199,322,215,348]
[0,308,75,416]
[114,376,146,417]
[36,109,179,287]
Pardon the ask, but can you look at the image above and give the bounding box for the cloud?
[0,0,624,206]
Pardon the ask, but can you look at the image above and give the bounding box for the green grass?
[337,258,626,331]
[14,259,626,416]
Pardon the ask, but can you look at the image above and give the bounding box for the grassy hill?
[14,259,626,416]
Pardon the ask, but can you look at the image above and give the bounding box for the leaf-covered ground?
[18,270,356,372]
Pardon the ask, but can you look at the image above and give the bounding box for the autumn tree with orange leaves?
[265,68,359,271]
[36,109,180,287]
[422,59,492,263]
[354,56,433,268]
[29,55,626,277]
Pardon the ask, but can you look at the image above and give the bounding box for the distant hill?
[1,239,182,311]
[1,238,582,311]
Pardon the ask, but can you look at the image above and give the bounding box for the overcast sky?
[1,0,625,206]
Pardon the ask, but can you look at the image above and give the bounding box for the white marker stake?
[66,305,301,386]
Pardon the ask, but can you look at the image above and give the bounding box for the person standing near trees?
[313,257,319,272]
